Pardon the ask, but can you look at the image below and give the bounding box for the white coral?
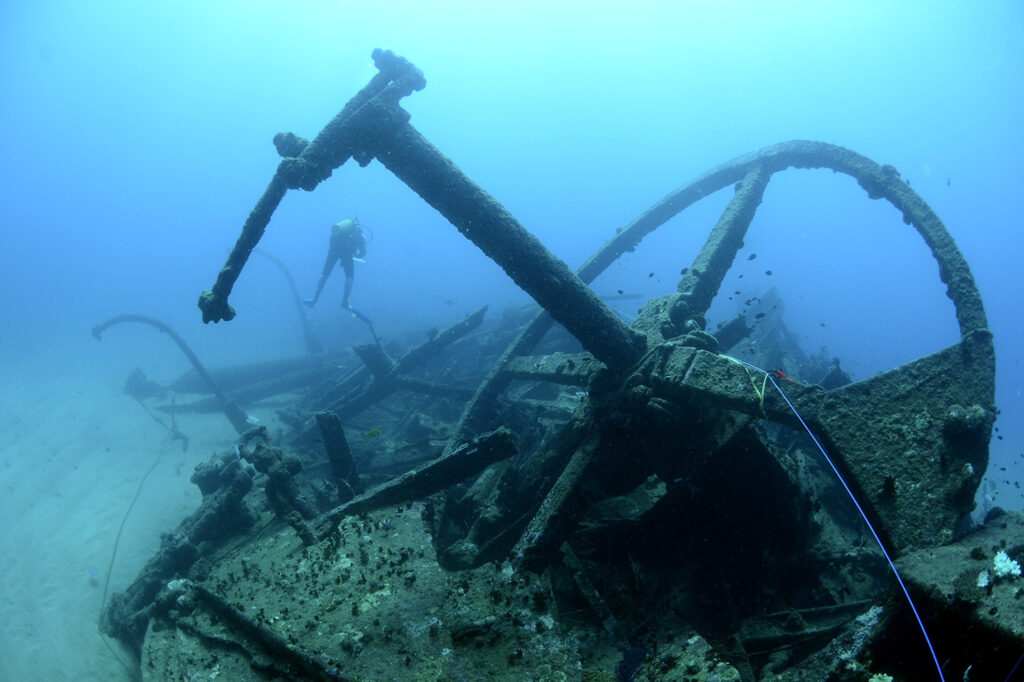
[993,550,1021,579]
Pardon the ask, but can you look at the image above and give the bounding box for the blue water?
[3,3,1022,509]
[3,1,1021,504]
[0,1,1022,671]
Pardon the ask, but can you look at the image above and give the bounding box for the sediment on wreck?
[95,48,1006,681]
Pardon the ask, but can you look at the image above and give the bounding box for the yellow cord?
[718,354,768,416]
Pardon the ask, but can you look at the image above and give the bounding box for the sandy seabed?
[0,338,248,681]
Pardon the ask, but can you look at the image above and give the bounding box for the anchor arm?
[198,50,424,324]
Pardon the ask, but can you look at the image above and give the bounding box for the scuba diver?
[304,218,367,310]
[304,218,380,344]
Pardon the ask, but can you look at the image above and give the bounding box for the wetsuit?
[308,220,366,308]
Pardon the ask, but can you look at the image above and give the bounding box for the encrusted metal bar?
[674,164,771,319]
[501,352,602,386]
[92,314,251,433]
[315,427,516,537]
[370,117,647,372]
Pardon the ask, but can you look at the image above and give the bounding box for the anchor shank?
[370,116,646,372]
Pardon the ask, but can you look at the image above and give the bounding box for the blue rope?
[726,355,945,681]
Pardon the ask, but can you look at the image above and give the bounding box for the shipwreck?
[98,50,1020,681]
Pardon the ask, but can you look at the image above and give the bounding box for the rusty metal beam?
[369,116,647,372]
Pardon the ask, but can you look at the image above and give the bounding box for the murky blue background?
[2,2,1022,509]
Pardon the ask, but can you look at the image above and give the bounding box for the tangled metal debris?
[101,50,1015,681]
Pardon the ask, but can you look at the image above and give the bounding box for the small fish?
[775,370,795,382]
[363,428,382,438]
[748,253,757,261]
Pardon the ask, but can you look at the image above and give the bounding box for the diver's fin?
[343,305,380,345]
